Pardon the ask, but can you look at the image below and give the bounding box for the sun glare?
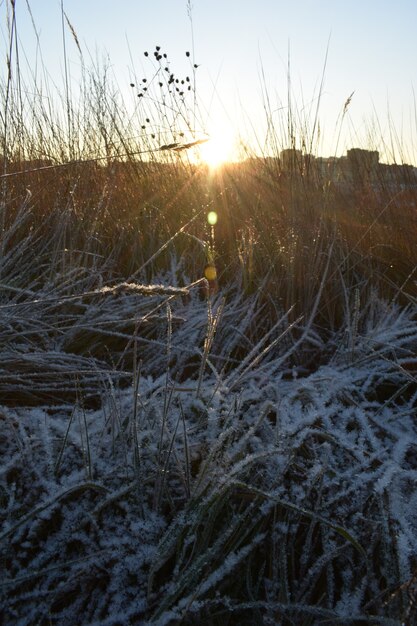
[197,125,236,169]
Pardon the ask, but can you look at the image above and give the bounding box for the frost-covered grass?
[1,228,416,624]
[0,197,416,625]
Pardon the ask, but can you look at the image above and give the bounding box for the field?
[1,26,417,626]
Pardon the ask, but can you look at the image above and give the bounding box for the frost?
[1,279,416,623]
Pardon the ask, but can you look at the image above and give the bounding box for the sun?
[197,124,236,169]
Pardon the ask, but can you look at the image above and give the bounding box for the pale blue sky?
[2,0,417,163]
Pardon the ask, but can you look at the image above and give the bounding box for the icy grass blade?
[0,482,108,541]
[230,480,367,559]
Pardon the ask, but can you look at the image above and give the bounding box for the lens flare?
[204,265,217,281]
[207,211,218,225]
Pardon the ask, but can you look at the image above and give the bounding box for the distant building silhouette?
[280,148,303,172]
[275,146,417,188]
[347,148,379,185]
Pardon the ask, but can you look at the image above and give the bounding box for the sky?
[2,0,417,164]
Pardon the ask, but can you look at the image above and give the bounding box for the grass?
[1,7,417,625]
